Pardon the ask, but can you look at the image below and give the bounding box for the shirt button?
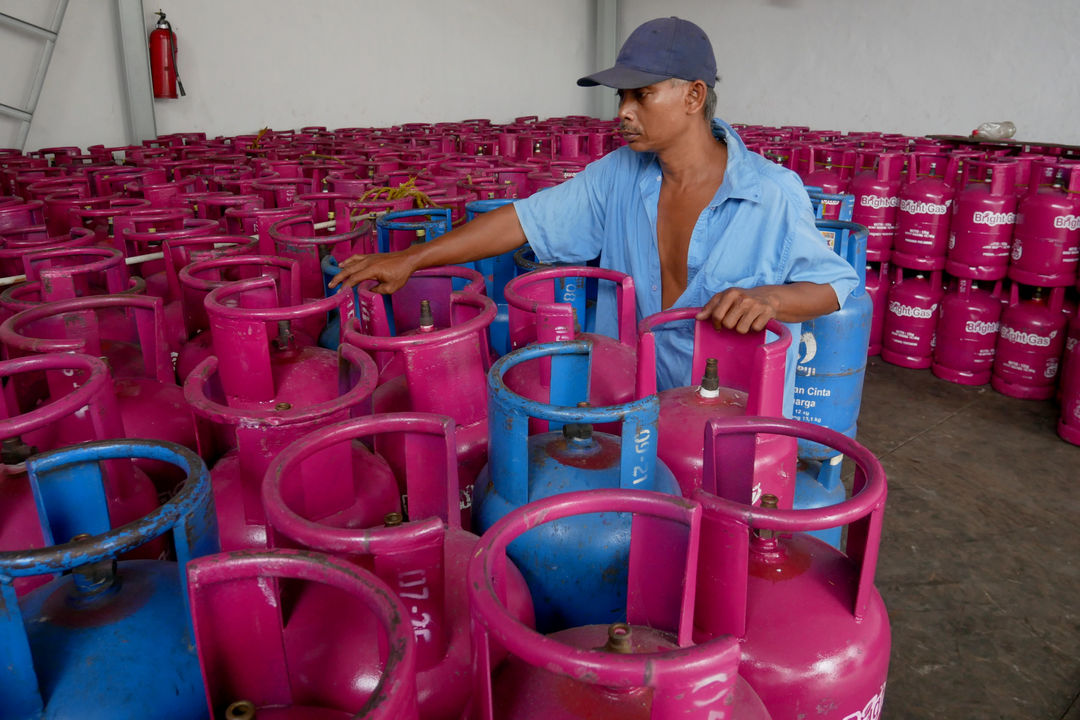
[652,285,658,291]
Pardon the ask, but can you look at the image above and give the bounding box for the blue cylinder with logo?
[0,440,218,720]
[472,340,679,633]
[793,220,871,546]
[466,198,518,356]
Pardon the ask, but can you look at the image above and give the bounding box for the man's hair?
[668,78,717,121]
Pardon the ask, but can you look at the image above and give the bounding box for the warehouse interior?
[0,1,1077,719]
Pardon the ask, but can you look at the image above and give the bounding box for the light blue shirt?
[513,118,859,417]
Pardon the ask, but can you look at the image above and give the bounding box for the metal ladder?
[0,0,70,150]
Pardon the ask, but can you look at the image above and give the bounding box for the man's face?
[616,79,690,152]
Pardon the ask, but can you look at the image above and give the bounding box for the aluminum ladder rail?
[0,1,70,150]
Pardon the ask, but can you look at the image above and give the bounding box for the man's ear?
[685,80,707,115]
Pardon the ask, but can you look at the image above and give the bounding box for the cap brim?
[576,65,673,89]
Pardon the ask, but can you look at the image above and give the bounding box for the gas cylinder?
[0,246,144,328]
[0,225,95,277]
[176,254,306,382]
[637,309,793,505]
[66,197,151,245]
[865,260,889,356]
[794,221,872,452]
[945,159,1019,280]
[892,153,959,270]
[473,340,679,632]
[931,278,1004,385]
[270,211,373,300]
[184,276,397,550]
[342,267,494,522]
[692,417,890,720]
[850,150,905,262]
[224,201,313,256]
[376,207,453,254]
[187,549,419,720]
[801,147,856,222]
[1057,313,1080,445]
[0,198,44,231]
[115,214,219,292]
[466,198,518,356]
[806,189,854,224]
[157,233,259,352]
[504,266,637,422]
[263,412,535,720]
[0,439,217,720]
[1009,160,1080,287]
[0,353,158,597]
[0,294,199,495]
[468,488,771,720]
[991,285,1069,399]
[880,267,944,369]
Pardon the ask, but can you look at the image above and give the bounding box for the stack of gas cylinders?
[0,118,895,719]
[743,126,1080,446]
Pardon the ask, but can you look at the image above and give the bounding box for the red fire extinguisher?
[149,9,185,99]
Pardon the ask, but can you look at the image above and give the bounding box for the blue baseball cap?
[577,17,717,89]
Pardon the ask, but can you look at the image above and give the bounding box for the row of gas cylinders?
[740,125,1080,289]
[0,290,889,719]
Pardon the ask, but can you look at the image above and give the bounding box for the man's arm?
[695,282,841,333]
[329,204,528,293]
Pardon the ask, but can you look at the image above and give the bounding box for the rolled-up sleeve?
[513,152,617,264]
[781,189,861,308]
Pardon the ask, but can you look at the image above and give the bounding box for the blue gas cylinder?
[466,198,518,356]
[0,440,218,720]
[793,220,871,547]
[472,340,679,633]
[793,456,846,547]
[513,245,599,333]
[376,207,452,254]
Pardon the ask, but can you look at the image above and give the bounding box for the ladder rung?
[0,12,58,41]
[0,102,32,122]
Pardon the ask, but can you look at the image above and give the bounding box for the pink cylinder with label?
[892,154,958,270]
[931,279,1004,385]
[880,267,944,369]
[991,285,1069,399]
[945,159,1019,280]
[1008,160,1080,287]
[865,260,889,356]
[850,151,904,262]
[1057,313,1080,445]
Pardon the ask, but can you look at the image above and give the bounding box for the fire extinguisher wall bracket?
[150,9,185,99]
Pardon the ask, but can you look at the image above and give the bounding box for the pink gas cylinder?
[66,197,152,245]
[0,198,45,231]
[269,213,371,308]
[157,234,259,352]
[467,488,771,720]
[504,266,637,421]
[692,417,889,720]
[991,285,1069,399]
[0,294,199,493]
[0,226,95,276]
[42,191,122,238]
[637,308,794,506]
[945,159,1019,280]
[0,353,158,596]
[263,412,535,720]
[189,192,263,225]
[109,206,191,258]
[1008,160,1080,287]
[187,549,420,720]
[892,153,959,270]
[802,146,857,220]
[115,214,219,293]
[184,276,396,550]
[0,246,144,328]
[1057,313,1080,445]
[224,201,312,256]
[850,151,905,262]
[880,267,944,368]
[865,260,889,356]
[251,176,316,208]
[930,278,1003,385]
[342,266,492,520]
[176,254,306,382]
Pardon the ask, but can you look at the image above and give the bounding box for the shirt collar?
[710,118,762,206]
[637,118,763,206]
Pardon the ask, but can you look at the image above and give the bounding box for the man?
[330,16,858,416]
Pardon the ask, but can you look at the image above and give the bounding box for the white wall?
[620,0,1080,144]
[2,0,596,151]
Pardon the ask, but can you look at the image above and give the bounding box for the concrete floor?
[855,357,1079,719]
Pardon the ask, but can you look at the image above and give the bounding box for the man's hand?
[696,286,781,333]
[696,282,842,332]
[328,250,418,294]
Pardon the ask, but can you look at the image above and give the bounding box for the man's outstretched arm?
[329,204,529,293]
[695,282,842,333]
